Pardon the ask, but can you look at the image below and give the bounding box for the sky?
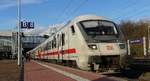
[0,0,150,30]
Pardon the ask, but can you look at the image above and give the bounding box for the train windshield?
[80,20,118,36]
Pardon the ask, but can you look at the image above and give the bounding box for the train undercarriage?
[88,55,120,72]
[37,55,121,73]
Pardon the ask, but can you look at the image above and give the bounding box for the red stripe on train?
[63,48,76,54]
[36,48,76,57]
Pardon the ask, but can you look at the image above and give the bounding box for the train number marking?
[106,45,113,50]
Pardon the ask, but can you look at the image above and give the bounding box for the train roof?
[72,15,108,23]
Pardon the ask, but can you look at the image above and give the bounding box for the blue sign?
[21,21,34,29]
[130,39,143,44]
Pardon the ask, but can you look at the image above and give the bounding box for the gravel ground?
[0,60,19,81]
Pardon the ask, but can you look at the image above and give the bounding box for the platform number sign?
[21,21,34,29]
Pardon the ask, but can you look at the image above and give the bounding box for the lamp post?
[17,0,21,66]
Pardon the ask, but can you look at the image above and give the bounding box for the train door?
[57,34,61,62]
[59,33,65,62]
[68,25,78,60]
[68,25,80,67]
[45,44,48,60]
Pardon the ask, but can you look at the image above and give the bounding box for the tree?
[119,19,150,57]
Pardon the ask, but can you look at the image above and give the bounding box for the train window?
[44,45,47,51]
[54,36,57,48]
[57,34,59,47]
[49,41,52,50]
[47,42,51,50]
[62,33,65,46]
[52,40,54,49]
[80,20,118,36]
[50,41,52,49]
[60,35,62,46]
[71,25,75,34]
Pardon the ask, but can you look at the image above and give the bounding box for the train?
[28,15,127,72]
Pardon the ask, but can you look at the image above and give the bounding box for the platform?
[24,60,118,81]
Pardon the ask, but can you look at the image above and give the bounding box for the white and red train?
[28,15,127,71]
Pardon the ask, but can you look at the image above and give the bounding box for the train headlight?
[88,44,97,50]
[119,43,126,49]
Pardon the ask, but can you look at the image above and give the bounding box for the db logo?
[106,45,113,50]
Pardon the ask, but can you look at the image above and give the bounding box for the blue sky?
[0,0,150,30]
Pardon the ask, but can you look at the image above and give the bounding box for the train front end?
[78,19,127,71]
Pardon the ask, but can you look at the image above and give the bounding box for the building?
[0,31,47,59]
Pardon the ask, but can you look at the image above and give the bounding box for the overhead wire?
[113,2,150,21]
[120,5,150,21]
[111,0,138,19]
[56,0,73,23]
[63,0,89,22]
[56,0,150,24]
